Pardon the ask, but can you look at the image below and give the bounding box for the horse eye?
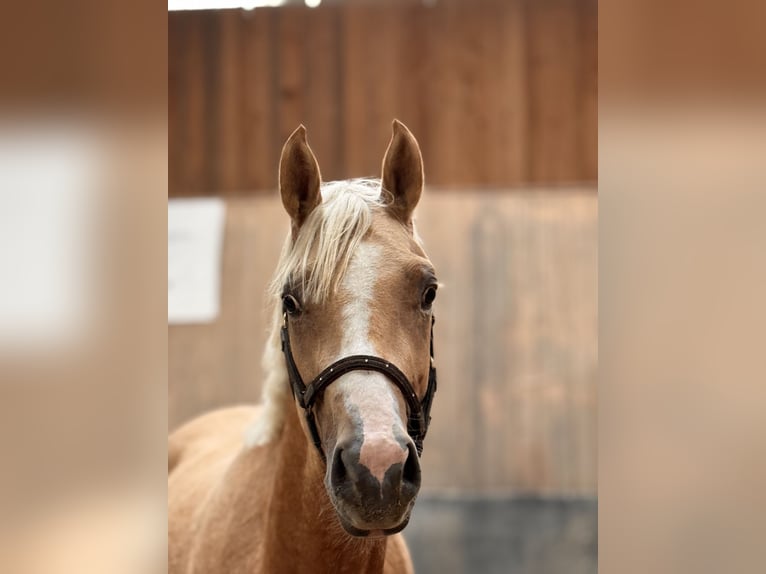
[282,294,301,316]
[421,285,437,309]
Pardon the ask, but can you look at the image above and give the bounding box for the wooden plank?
[303,5,344,181]
[387,1,428,158]
[341,3,378,178]
[276,7,307,145]
[413,194,479,488]
[424,0,467,187]
[240,8,278,192]
[200,12,220,193]
[175,11,207,196]
[492,0,530,185]
[449,1,494,186]
[363,3,406,176]
[577,0,599,182]
[168,15,184,197]
[215,10,243,192]
[527,0,580,182]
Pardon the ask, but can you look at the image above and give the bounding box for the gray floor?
[403,496,597,574]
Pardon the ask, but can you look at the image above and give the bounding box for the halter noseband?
[280,310,438,461]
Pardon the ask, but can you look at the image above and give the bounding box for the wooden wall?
[168,0,597,196]
[168,0,598,495]
[169,190,597,495]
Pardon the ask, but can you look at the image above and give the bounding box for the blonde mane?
[269,178,389,303]
[246,178,390,447]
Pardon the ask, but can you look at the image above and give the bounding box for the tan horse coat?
[168,401,413,574]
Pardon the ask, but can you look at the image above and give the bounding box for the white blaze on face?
[337,241,380,357]
[334,242,408,482]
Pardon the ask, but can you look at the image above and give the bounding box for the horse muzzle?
[326,434,421,536]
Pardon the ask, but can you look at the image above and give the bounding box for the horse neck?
[260,392,388,573]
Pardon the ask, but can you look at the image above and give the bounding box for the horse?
[168,120,439,574]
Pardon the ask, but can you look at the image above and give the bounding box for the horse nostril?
[331,447,348,485]
[401,441,421,488]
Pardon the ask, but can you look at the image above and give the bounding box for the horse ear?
[381,119,424,225]
[279,125,322,232]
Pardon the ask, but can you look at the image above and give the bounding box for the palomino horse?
[169,120,439,574]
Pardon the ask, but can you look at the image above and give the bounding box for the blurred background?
[2,0,765,572]
[168,1,597,572]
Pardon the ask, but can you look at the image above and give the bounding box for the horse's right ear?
[279,125,322,232]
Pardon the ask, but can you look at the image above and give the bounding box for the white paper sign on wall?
[168,198,226,324]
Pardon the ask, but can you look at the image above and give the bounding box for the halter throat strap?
[280,314,437,461]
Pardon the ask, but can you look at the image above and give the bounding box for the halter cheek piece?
[280,309,438,461]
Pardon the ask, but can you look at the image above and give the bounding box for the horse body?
[169,405,413,574]
[169,121,434,574]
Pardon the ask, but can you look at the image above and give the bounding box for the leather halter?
[280,309,438,461]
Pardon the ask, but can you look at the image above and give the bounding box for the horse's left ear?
[381,119,424,226]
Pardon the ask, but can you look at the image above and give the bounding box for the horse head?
[275,120,438,537]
